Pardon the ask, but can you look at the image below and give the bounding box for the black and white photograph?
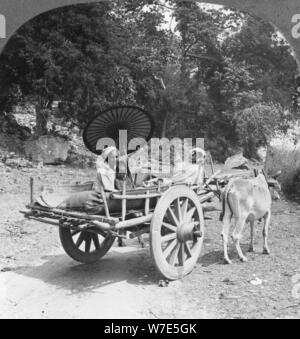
[0,0,300,321]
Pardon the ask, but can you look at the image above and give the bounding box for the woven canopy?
[83,106,155,155]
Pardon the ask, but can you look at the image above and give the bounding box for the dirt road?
[1,166,300,319]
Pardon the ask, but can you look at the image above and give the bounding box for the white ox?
[220,170,280,264]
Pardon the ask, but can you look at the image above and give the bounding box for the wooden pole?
[145,190,150,215]
[30,177,34,205]
[100,185,110,218]
[116,214,153,230]
[97,171,110,218]
[111,192,162,200]
[122,180,127,221]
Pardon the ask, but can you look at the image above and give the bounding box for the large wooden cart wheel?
[59,227,115,264]
[150,186,205,280]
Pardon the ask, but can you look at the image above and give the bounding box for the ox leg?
[118,238,125,247]
[221,216,232,265]
[232,218,248,262]
[248,220,255,252]
[262,212,271,255]
[138,235,145,248]
[118,230,126,247]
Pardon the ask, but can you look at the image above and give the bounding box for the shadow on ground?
[5,238,257,293]
[6,247,163,295]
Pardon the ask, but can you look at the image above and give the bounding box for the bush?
[293,169,300,195]
[234,103,283,159]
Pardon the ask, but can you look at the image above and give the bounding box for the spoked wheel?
[59,227,115,264]
[150,186,205,280]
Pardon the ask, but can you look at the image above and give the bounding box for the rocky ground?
[0,162,300,319]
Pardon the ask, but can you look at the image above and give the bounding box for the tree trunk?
[35,101,49,136]
[153,76,168,138]
[161,112,168,138]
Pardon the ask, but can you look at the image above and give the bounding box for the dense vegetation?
[0,0,299,160]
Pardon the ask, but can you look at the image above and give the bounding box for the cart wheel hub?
[177,222,198,243]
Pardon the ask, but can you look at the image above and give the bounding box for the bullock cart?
[21,106,253,280]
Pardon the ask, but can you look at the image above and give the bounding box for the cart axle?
[177,221,201,243]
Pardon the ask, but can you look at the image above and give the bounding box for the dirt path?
[1,167,300,319]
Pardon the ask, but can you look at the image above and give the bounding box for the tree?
[168,3,298,158]
[223,15,298,109]
[0,1,169,134]
[0,1,298,161]
[234,103,283,158]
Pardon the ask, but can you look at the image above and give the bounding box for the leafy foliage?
[0,0,298,159]
[234,103,283,158]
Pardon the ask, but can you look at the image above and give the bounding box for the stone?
[4,157,32,168]
[158,280,169,287]
[250,278,263,286]
[24,136,70,165]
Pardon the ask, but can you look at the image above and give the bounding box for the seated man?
[96,146,147,192]
[170,147,206,186]
[95,146,118,192]
[143,147,207,187]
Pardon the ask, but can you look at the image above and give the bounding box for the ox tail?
[219,183,233,222]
